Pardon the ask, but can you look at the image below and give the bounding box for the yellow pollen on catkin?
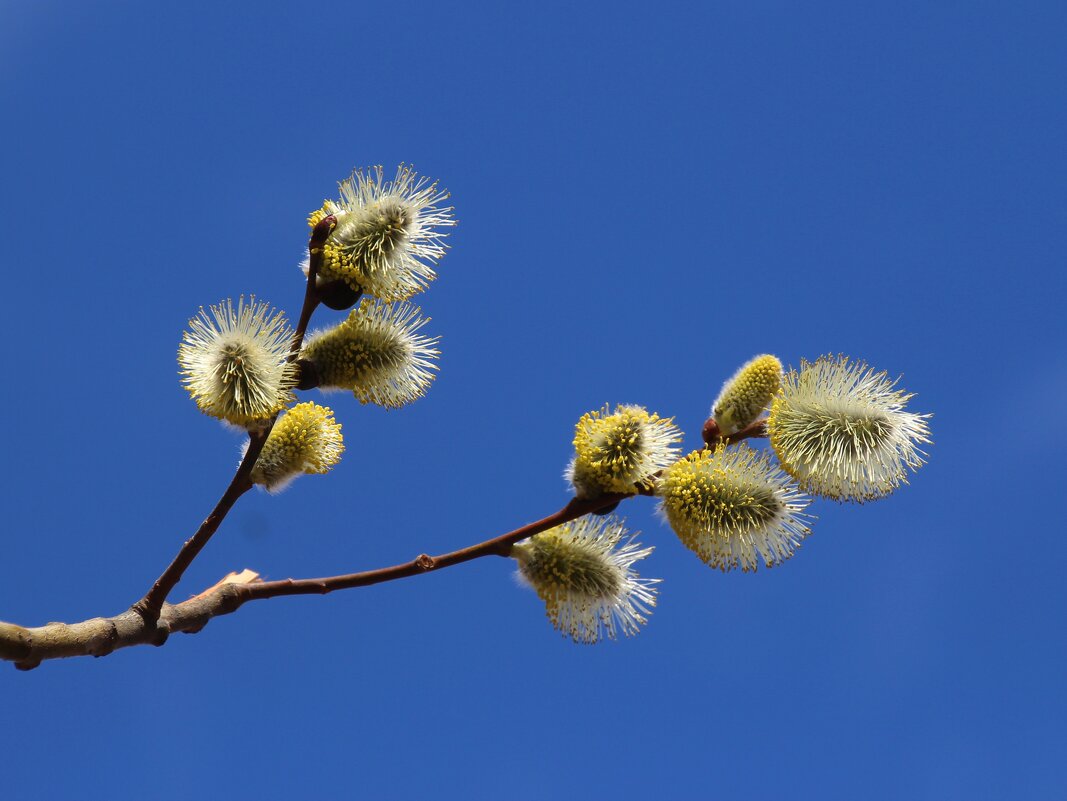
[307,203,331,228]
[310,165,455,301]
[713,354,782,435]
[300,298,439,409]
[251,402,344,492]
[569,404,682,496]
[657,445,812,572]
[318,242,361,291]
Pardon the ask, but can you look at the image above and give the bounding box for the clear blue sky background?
[1,3,1064,799]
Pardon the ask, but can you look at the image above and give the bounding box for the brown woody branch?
[241,492,639,600]
[0,493,633,669]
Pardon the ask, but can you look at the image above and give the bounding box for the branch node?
[130,599,161,627]
[149,617,172,647]
[88,619,121,657]
[215,583,246,614]
[414,554,435,571]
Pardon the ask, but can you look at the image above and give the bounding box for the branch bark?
[0,493,632,669]
[0,574,253,671]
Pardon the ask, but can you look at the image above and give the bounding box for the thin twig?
[291,215,334,344]
[130,447,260,622]
[241,491,636,601]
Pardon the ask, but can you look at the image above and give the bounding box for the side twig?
[241,492,637,601]
[131,216,336,623]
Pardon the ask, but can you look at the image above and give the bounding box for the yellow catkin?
[657,445,811,572]
[307,203,331,228]
[300,299,438,409]
[251,402,344,491]
[569,405,681,496]
[306,165,455,301]
[713,354,782,435]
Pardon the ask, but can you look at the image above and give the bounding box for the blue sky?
[1,2,1065,799]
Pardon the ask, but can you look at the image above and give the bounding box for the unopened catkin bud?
[712,354,782,435]
[250,402,344,492]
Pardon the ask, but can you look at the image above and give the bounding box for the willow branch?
[1,492,636,669]
[131,216,336,623]
[1,574,253,671]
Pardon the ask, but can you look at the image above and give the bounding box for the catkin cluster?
[178,165,455,491]
[176,165,931,647]
[511,352,929,643]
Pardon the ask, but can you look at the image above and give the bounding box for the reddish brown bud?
[702,417,721,448]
